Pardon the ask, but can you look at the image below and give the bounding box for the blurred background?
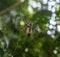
[0,0,60,57]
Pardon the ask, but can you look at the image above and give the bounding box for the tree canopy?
[0,0,60,57]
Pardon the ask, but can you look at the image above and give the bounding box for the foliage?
[0,0,60,57]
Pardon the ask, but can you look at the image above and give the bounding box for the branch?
[0,2,23,15]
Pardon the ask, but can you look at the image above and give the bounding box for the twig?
[0,2,23,15]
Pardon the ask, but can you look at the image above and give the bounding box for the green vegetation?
[0,0,60,57]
